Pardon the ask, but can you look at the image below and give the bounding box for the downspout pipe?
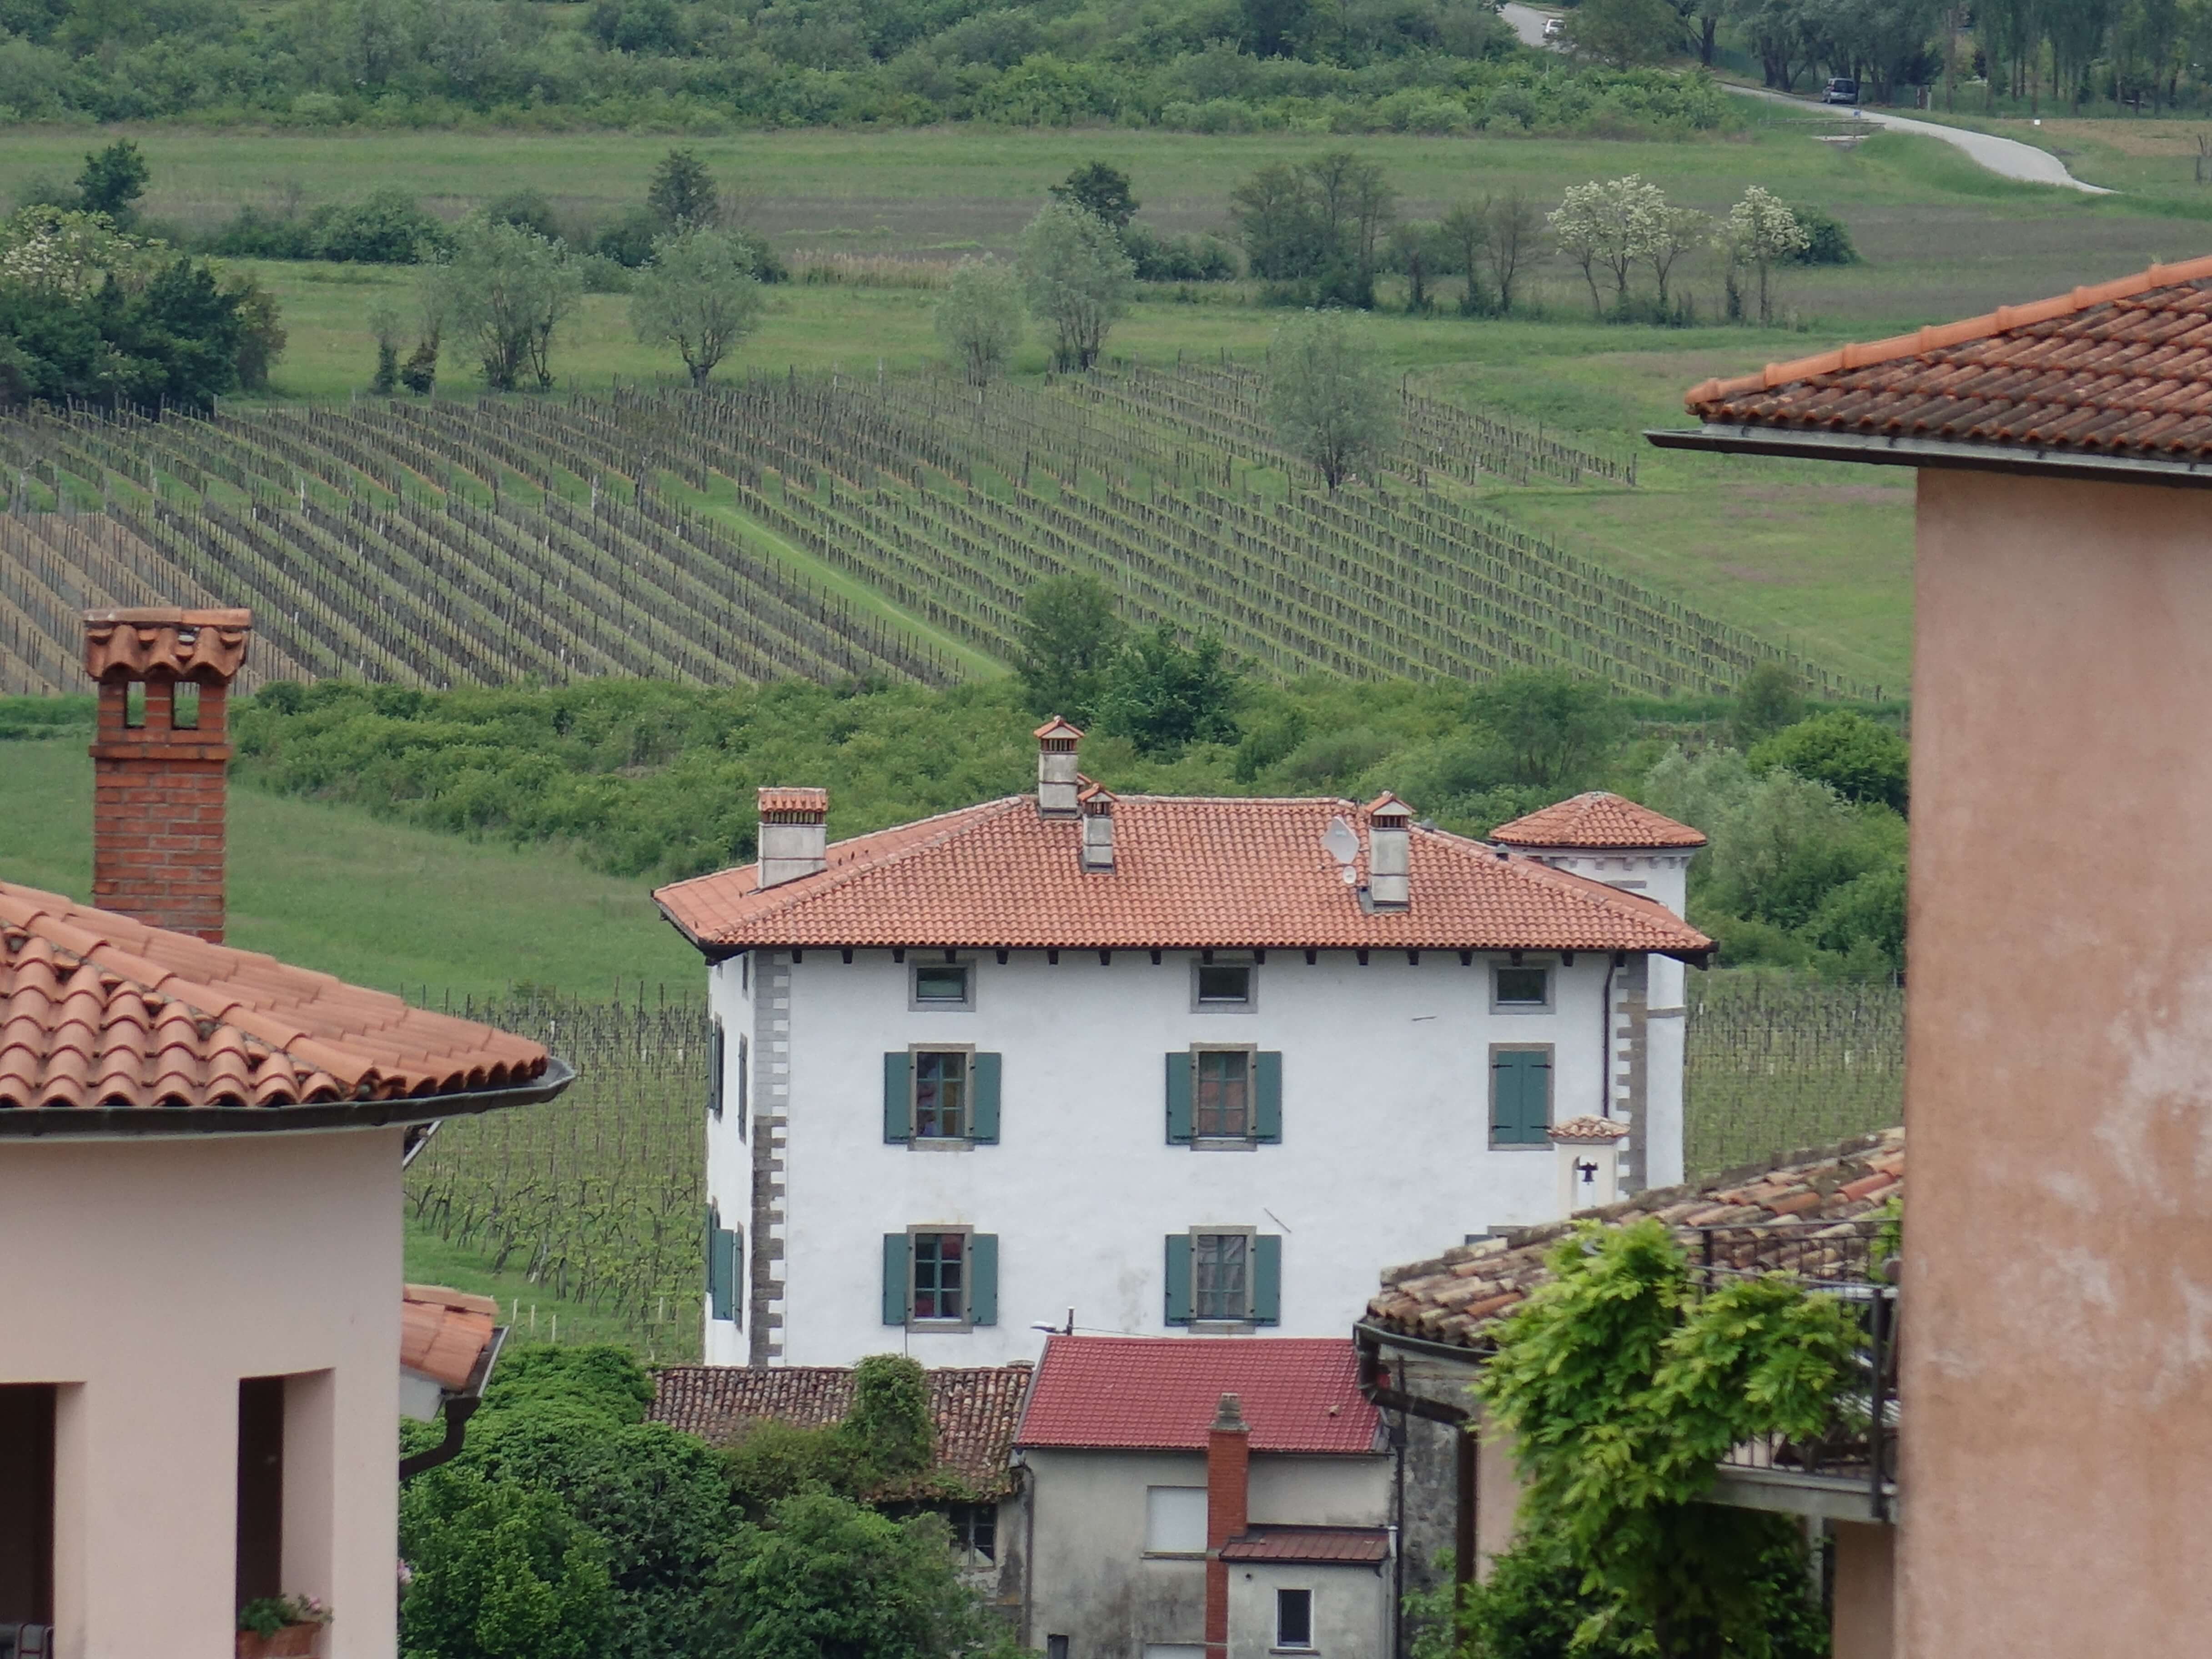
[400,1325,508,1483]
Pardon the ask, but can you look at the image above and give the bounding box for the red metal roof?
[1221,1525,1391,1564]
[1489,791,1706,850]
[1683,255,2212,463]
[1015,1336,1380,1455]
[654,795,1712,958]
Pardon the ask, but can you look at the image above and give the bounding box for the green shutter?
[704,1206,720,1315]
[882,1233,911,1325]
[1164,1234,1193,1325]
[1492,1050,1552,1145]
[1166,1052,1194,1144]
[972,1053,1002,1144]
[1254,1051,1282,1143]
[710,1227,741,1324]
[709,1021,725,1120]
[968,1234,999,1327]
[884,1052,912,1143]
[1253,1234,1282,1325]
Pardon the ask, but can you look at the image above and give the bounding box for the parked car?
[1543,16,1563,37]
[1823,77,1860,104]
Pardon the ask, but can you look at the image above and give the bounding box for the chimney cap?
[757,786,829,820]
[1210,1391,1248,1433]
[1079,782,1116,812]
[1548,1115,1632,1144]
[1034,716,1084,745]
[1365,792,1415,822]
[83,608,252,683]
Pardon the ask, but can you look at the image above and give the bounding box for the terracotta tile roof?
[0,880,550,1114]
[82,607,252,681]
[1489,792,1706,850]
[1682,256,2212,463]
[1365,1127,1903,1352]
[402,1285,499,1391]
[758,787,828,818]
[1015,1336,1381,1455]
[648,1363,1032,1498]
[1221,1525,1391,1565]
[1548,1114,1633,1144]
[654,795,1713,958]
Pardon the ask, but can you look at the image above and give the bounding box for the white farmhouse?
[654,723,1710,1367]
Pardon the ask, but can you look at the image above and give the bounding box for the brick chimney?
[1079,783,1116,871]
[1365,792,1413,911]
[84,607,251,943]
[1204,1391,1250,1659]
[1035,718,1081,817]
[756,787,829,889]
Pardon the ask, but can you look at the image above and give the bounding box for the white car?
[1542,16,1564,37]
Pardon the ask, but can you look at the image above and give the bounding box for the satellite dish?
[1322,815,1360,882]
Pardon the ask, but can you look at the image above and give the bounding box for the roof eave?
[0,1055,577,1139]
[1647,423,2212,490]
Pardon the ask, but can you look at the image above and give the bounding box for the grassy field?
[0,738,698,1000]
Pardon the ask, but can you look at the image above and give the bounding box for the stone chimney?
[84,607,252,943]
[1550,1116,1632,1215]
[1365,792,1413,910]
[1079,783,1116,871]
[1204,1392,1250,1659]
[1035,717,1081,817]
[756,787,828,889]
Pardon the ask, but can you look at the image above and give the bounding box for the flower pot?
[236,1624,321,1659]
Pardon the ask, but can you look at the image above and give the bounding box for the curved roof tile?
[1489,791,1706,850]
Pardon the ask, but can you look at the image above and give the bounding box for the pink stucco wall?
[1903,467,2212,1654]
[0,1127,404,1659]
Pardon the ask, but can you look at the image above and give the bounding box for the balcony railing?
[1688,1217,1898,1522]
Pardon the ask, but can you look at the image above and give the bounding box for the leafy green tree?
[1750,709,1909,812]
[1016,199,1132,371]
[1467,670,1624,789]
[487,188,563,242]
[1096,624,1241,755]
[1566,0,1685,64]
[706,1492,1021,1659]
[1013,573,1126,724]
[1239,0,1312,55]
[1548,174,1666,315]
[629,227,762,387]
[399,1470,615,1659]
[1728,660,1806,748]
[432,218,583,390]
[368,303,403,393]
[1266,307,1398,493]
[481,1342,656,1422]
[1048,162,1137,231]
[934,257,1022,385]
[74,138,147,224]
[835,1354,935,1483]
[1229,153,1396,309]
[1803,863,1906,974]
[647,148,719,230]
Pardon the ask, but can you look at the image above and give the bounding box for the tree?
[835,1354,935,1483]
[1732,0,1819,89]
[1718,186,1807,324]
[629,227,761,387]
[368,303,403,393]
[1468,670,1624,789]
[1096,625,1242,755]
[1481,190,1545,315]
[1440,199,1489,315]
[1229,153,1395,309]
[1240,0,1313,55]
[1749,709,1909,811]
[399,1470,615,1659]
[1645,204,1709,309]
[647,148,720,231]
[1266,308,1398,493]
[1727,660,1805,747]
[435,219,583,391]
[1548,175,1665,315]
[1015,199,1132,372]
[74,139,148,225]
[225,274,287,392]
[1014,573,1126,724]
[1048,163,1137,231]
[934,258,1021,385]
[1566,0,1684,65]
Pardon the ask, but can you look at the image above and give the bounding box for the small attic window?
[1195,962,1253,1008]
[913,959,973,1010]
[1493,965,1551,1010]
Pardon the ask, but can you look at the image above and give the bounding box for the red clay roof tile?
[401,1284,499,1391]
[1015,1335,1380,1455]
[1489,792,1707,850]
[82,607,252,681]
[1220,1526,1391,1564]
[654,795,1712,957]
[0,881,549,1113]
[1684,256,2212,463]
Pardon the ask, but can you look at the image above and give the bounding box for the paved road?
[1495,3,2111,194]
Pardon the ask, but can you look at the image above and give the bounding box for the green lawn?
[0,739,698,1000]
[404,1216,693,1361]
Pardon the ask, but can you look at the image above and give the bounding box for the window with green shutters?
[885,1051,1001,1144]
[705,1206,741,1324]
[708,1019,724,1120]
[1167,1050,1282,1144]
[882,1229,998,1328]
[1490,1046,1554,1146]
[1165,1230,1281,1325]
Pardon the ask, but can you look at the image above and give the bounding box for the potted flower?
[236,1594,332,1659]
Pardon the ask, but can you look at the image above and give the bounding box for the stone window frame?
[906,1042,978,1148]
[910,955,976,1012]
[1191,954,1258,1013]
[906,1222,975,1332]
[1490,957,1556,1014]
[1189,1043,1260,1145]
[1189,1224,1258,1324]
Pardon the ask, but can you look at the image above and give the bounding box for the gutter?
[400,1324,509,1483]
[1646,423,2212,490]
[0,1056,577,1140]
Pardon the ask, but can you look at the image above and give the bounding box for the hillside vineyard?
[0,367,1875,699]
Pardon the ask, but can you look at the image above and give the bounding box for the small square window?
[914,1050,969,1139]
[1195,962,1253,1007]
[914,960,973,1009]
[911,1230,966,1322]
[1276,1588,1314,1651]
[1194,1050,1252,1138]
[1193,1231,1251,1321]
[1493,965,1551,1010]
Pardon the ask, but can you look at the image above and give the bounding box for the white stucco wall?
[0,1127,404,1659]
[706,945,1654,1366]
[1227,1560,1389,1659]
[1024,1447,1389,1657]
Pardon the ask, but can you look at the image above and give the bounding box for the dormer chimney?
[1365,793,1413,911]
[1035,718,1082,816]
[1204,1392,1250,1659]
[756,787,828,889]
[1080,784,1116,871]
[84,606,252,943]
